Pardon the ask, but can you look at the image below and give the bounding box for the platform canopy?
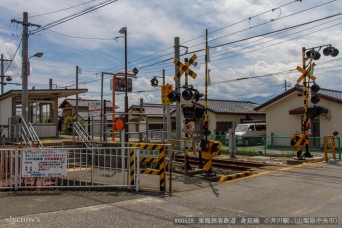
[0,89,88,102]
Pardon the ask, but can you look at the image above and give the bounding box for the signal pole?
[174,37,181,151]
[11,12,40,122]
[283,80,291,91]
[1,54,12,95]
[76,65,80,122]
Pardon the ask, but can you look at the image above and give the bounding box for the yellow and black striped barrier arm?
[201,140,222,173]
[291,134,305,158]
[130,143,167,192]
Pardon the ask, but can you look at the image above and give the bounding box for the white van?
[226,122,266,146]
[235,122,266,146]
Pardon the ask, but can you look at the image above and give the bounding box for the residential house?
[255,86,342,147]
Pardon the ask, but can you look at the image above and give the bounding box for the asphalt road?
[0,161,341,228]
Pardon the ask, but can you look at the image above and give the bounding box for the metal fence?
[0,147,140,191]
[210,134,341,159]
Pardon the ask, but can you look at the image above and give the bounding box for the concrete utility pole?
[1,54,12,95]
[174,37,181,150]
[11,12,40,122]
[76,65,80,122]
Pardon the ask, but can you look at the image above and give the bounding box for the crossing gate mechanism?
[201,140,222,176]
[291,133,305,159]
[323,135,336,162]
[129,143,167,192]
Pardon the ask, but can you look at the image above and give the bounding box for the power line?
[4,40,22,73]
[138,11,342,70]
[30,0,118,35]
[29,0,99,18]
[46,28,116,40]
[101,0,302,72]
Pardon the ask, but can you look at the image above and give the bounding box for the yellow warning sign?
[161,84,172,105]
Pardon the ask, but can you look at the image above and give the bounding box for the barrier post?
[338,137,341,161]
[323,135,336,162]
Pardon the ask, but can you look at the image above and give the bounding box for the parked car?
[226,122,266,146]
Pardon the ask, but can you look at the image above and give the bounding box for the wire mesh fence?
[209,134,341,159]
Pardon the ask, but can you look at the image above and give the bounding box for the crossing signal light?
[193,89,204,102]
[323,47,339,57]
[306,50,321,60]
[331,48,339,57]
[168,90,181,102]
[311,95,320,104]
[311,83,320,93]
[182,89,193,100]
[182,106,205,120]
[310,82,320,105]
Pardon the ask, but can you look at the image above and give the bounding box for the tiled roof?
[255,86,342,111]
[194,99,263,114]
[59,98,117,109]
[318,88,342,102]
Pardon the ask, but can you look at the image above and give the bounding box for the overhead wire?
[97,0,302,72]
[77,13,342,87]
[4,40,22,73]
[29,0,99,18]
[46,29,116,40]
[137,11,342,71]
[30,0,118,35]
[56,1,339,87]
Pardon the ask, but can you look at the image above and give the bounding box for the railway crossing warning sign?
[173,54,197,81]
[296,63,316,83]
[161,84,172,105]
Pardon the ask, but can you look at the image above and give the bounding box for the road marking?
[224,161,325,183]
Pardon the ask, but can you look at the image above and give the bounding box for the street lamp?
[28,52,43,75]
[22,51,43,122]
[119,27,128,142]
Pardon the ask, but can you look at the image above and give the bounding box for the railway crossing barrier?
[129,143,168,192]
[291,134,305,159]
[201,140,222,176]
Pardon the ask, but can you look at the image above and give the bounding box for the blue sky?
[0,0,341,111]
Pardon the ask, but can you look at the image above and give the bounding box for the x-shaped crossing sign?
[296,63,316,83]
[173,54,197,81]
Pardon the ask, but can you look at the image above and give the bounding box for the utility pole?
[283,80,291,91]
[76,65,80,122]
[11,12,40,122]
[174,37,181,151]
[1,54,12,95]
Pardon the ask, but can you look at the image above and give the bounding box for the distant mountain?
[245,96,269,105]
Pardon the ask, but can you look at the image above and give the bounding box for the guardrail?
[0,147,139,191]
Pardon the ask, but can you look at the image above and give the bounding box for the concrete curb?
[219,171,253,182]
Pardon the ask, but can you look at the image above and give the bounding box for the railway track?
[175,155,267,171]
